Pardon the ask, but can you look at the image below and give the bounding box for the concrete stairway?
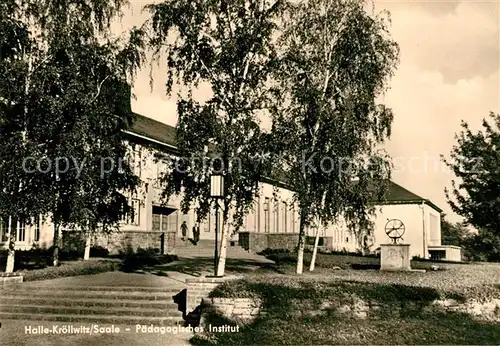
[0,285,185,325]
[173,238,252,258]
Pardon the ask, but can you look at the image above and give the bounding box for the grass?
[193,311,500,345]
[20,259,121,282]
[191,252,500,345]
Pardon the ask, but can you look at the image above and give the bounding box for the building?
[0,113,458,260]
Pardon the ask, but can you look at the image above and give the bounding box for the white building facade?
[1,113,455,260]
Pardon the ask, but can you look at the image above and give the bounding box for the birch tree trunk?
[296,214,306,274]
[52,221,61,266]
[309,224,321,271]
[5,221,15,273]
[216,220,229,277]
[309,191,327,271]
[83,232,91,260]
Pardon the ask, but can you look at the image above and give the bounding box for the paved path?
[0,249,273,345]
[20,271,187,290]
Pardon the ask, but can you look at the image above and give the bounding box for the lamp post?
[210,173,224,276]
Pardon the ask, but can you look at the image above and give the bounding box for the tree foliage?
[443,112,500,238]
[0,0,145,268]
[270,0,399,273]
[145,0,285,275]
[440,217,469,247]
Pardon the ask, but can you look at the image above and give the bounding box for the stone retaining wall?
[0,273,23,286]
[201,296,500,324]
[238,232,333,253]
[185,277,236,314]
[201,297,262,322]
[93,230,176,254]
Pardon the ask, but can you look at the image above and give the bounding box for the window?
[122,198,141,226]
[254,197,260,233]
[273,199,279,233]
[129,199,140,226]
[152,214,161,231]
[168,212,178,232]
[155,159,169,188]
[34,216,40,242]
[0,217,7,242]
[264,198,270,233]
[14,219,25,242]
[282,202,287,233]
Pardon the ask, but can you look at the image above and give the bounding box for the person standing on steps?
[181,221,188,241]
[193,224,200,244]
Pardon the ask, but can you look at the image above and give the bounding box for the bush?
[120,247,178,272]
[21,260,120,281]
[89,246,109,258]
[258,248,291,256]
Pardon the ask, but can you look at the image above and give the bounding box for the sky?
[118,0,500,224]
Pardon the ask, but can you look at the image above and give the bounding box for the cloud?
[124,0,499,223]
[375,0,500,222]
[378,0,499,83]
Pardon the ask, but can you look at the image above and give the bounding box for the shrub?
[22,260,120,281]
[120,247,178,272]
[257,248,291,256]
[89,246,109,258]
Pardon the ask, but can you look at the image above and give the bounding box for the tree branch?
[89,75,111,104]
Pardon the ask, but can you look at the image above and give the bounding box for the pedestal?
[380,244,411,271]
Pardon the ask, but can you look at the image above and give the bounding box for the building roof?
[129,113,177,147]
[126,113,443,213]
[381,181,443,213]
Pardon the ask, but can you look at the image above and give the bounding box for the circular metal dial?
[385,219,405,240]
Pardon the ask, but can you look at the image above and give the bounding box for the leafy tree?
[0,0,56,271]
[443,112,500,261]
[0,0,145,269]
[462,228,500,262]
[440,217,469,247]
[144,0,284,276]
[271,0,399,273]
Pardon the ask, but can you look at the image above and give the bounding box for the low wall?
[239,232,333,253]
[185,277,236,315]
[201,297,262,322]
[202,296,500,324]
[92,230,176,255]
[0,273,23,286]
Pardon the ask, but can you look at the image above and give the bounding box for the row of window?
[250,197,297,233]
[0,217,40,243]
[121,198,141,226]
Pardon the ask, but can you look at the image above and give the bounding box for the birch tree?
[271,0,399,274]
[0,0,144,268]
[145,0,283,276]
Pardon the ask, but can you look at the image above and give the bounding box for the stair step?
[1,296,178,309]
[0,290,179,300]
[0,304,179,317]
[0,312,183,326]
[0,285,183,293]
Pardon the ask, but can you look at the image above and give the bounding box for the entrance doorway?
[152,206,178,233]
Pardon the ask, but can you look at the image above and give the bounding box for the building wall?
[325,203,442,259]
[0,136,442,258]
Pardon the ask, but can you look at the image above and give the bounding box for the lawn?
[191,252,500,345]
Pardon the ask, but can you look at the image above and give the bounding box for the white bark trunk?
[52,222,61,267]
[309,225,321,271]
[5,251,15,273]
[83,234,91,260]
[296,218,306,274]
[216,222,229,277]
[5,220,15,273]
